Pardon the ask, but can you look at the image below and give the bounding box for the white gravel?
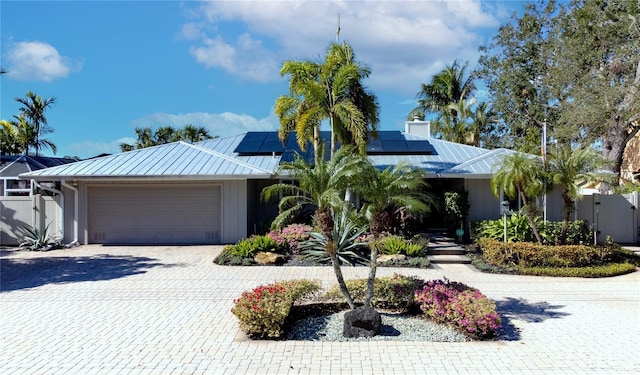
[286,310,470,342]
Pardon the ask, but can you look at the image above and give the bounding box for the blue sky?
[1,0,523,159]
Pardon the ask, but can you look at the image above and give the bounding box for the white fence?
[577,192,639,244]
[0,195,61,246]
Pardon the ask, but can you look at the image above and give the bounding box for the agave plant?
[19,224,61,251]
[300,213,369,266]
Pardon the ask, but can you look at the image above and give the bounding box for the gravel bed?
[286,310,470,342]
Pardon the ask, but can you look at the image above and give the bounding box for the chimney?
[404,117,431,138]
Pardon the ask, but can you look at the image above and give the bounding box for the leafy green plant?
[518,263,636,278]
[444,189,469,235]
[373,235,424,256]
[225,235,285,259]
[19,224,61,251]
[231,279,320,338]
[378,256,431,268]
[478,237,615,268]
[471,211,539,243]
[322,274,425,311]
[213,247,255,266]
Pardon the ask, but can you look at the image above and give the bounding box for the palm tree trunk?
[330,114,336,158]
[363,242,378,307]
[313,126,321,166]
[519,189,543,245]
[559,190,574,245]
[329,251,356,309]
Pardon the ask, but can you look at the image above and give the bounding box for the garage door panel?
[89,185,221,244]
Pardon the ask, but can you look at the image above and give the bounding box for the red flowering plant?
[415,278,501,337]
[231,279,320,338]
[267,224,314,255]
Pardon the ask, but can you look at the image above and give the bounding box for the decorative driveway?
[1,245,639,374]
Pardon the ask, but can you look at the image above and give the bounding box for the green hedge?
[477,238,612,268]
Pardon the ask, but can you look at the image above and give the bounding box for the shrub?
[518,263,637,278]
[373,235,424,256]
[478,238,613,268]
[225,235,285,259]
[378,256,431,268]
[214,246,255,266]
[415,278,501,337]
[322,274,425,311]
[231,279,320,338]
[267,224,313,255]
[471,216,593,245]
[445,289,502,337]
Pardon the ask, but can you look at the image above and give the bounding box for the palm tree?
[179,124,214,143]
[261,147,369,309]
[15,91,57,156]
[356,161,433,307]
[491,152,545,245]
[469,102,499,148]
[1,115,56,155]
[1,119,22,155]
[409,60,476,121]
[276,42,379,164]
[547,146,614,244]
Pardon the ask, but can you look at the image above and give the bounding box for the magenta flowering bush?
[267,224,313,254]
[415,278,501,337]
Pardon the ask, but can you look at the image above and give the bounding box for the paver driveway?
[1,245,639,375]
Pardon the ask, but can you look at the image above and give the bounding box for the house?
[0,155,77,245]
[17,120,565,246]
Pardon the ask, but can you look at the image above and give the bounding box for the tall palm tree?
[469,102,499,148]
[409,60,476,121]
[491,152,545,244]
[1,115,56,155]
[356,161,433,307]
[15,91,57,156]
[276,42,379,164]
[261,147,369,309]
[547,146,614,244]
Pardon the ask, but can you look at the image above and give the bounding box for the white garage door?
[88,185,221,244]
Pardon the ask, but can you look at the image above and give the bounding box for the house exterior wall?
[465,179,501,222]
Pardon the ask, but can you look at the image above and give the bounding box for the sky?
[1,0,525,159]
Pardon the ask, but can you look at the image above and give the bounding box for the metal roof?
[21,137,275,180]
[1,155,77,178]
[20,132,514,180]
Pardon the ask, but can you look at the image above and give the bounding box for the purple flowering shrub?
[267,224,313,255]
[415,278,501,337]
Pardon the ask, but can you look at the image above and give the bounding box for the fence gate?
[578,192,638,244]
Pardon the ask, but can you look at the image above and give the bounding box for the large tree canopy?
[478,0,639,178]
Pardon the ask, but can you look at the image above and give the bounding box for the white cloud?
[183,0,500,93]
[188,33,279,82]
[130,111,278,138]
[5,41,79,82]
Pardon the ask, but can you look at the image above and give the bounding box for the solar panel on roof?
[366,140,383,153]
[378,131,405,141]
[234,141,263,154]
[243,132,268,142]
[260,141,285,153]
[382,140,409,153]
[406,140,436,154]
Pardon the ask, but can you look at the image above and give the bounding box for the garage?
[88,184,221,244]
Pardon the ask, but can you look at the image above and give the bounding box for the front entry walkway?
[1,245,639,374]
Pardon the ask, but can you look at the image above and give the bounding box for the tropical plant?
[547,146,615,244]
[19,224,61,251]
[354,160,433,307]
[300,212,369,309]
[491,152,545,244]
[119,125,215,151]
[14,91,57,156]
[261,148,369,310]
[261,147,368,232]
[275,41,379,164]
[409,60,476,121]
